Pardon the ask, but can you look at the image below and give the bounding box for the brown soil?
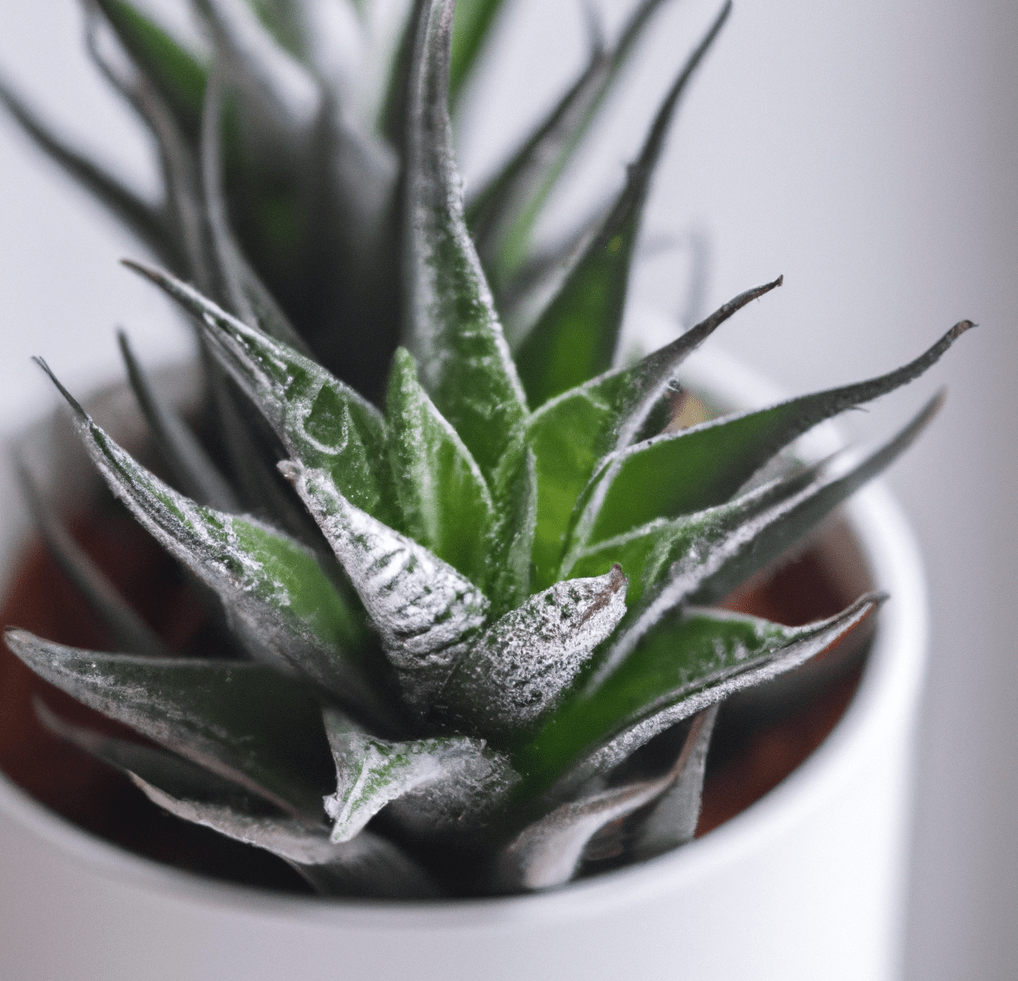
[0,506,866,890]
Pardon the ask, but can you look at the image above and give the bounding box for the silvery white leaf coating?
[130,775,440,898]
[402,0,528,479]
[493,761,678,893]
[385,346,495,586]
[443,565,627,743]
[323,709,519,843]
[629,706,717,860]
[282,460,489,715]
[41,378,379,712]
[6,631,333,817]
[547,596,882,799]
[126,264,396,525]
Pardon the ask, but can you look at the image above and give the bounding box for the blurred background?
[0,0,1014,976]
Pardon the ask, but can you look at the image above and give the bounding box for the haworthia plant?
[1,0,969,898]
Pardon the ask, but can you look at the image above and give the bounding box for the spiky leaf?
[323,709,518,842]
[38,362,375,710]
[527,278,782,587]
[443,566,628,745]
[131,775,441,898]
[577,321,972,545]
[282,462,489,717]
[127,263,398,527]
[518,595,881,796]
[515,3,731,405]
[385,347,494,585]
[5,631,332,817]
[402,0,528,476]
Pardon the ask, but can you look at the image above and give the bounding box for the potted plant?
[0,0,969,977]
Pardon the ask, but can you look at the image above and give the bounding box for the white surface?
[0,0,1015,977]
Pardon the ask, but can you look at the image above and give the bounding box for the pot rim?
[0,342,927,928]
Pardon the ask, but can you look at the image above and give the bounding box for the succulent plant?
[1,0,969,898]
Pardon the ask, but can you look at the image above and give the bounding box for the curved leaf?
[5,631,332,817]
[517,595,882,797]
[443,566,627,746]
[125,263,398,527]
[282,462,489,717]
[527,278,782,587]
[402,0,528,477]
[515,3,731,406]
[590,392,943,684]
[493,719,699,892]
[629,705,717,861]
[578,321,972,545]
[565,457,823,608]
[323,709,518,842]
[385,347,494,585]
[131,775,442,897]
[37,361,376,711]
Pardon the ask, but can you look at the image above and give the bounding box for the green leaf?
[5,630,332,817]
[402,0,528,477]
[323,709,518,843]
[565,458,824,607]
[527,278,783,588]
[467,0,676,291]
[282,462,489,718]
[486,443,538,615]
[37,361,377,711]
[515,2,731,406]
[517,595,882,797]
[125,263,399,527]
[680,393,945,607]
[442,566,628,746]
[578,321,973,546]
[93,0,208,139]
[385,348,495,585]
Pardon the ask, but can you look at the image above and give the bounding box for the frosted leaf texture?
[282,460,489,714]
[494,765,678,892]
[385,347,494,585]
[552,597,882,795]
[130,775,441,898]
[66,405,375,705]
[444,565,627,742]
[323,710,518,842]
[631,706,718,860]
[402,0,528,478]
[134,265,396,523]
[4,630,333,817]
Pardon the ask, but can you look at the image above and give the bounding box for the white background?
[0,0,1015,977]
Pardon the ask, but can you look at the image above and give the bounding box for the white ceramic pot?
[0,342,927,981]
